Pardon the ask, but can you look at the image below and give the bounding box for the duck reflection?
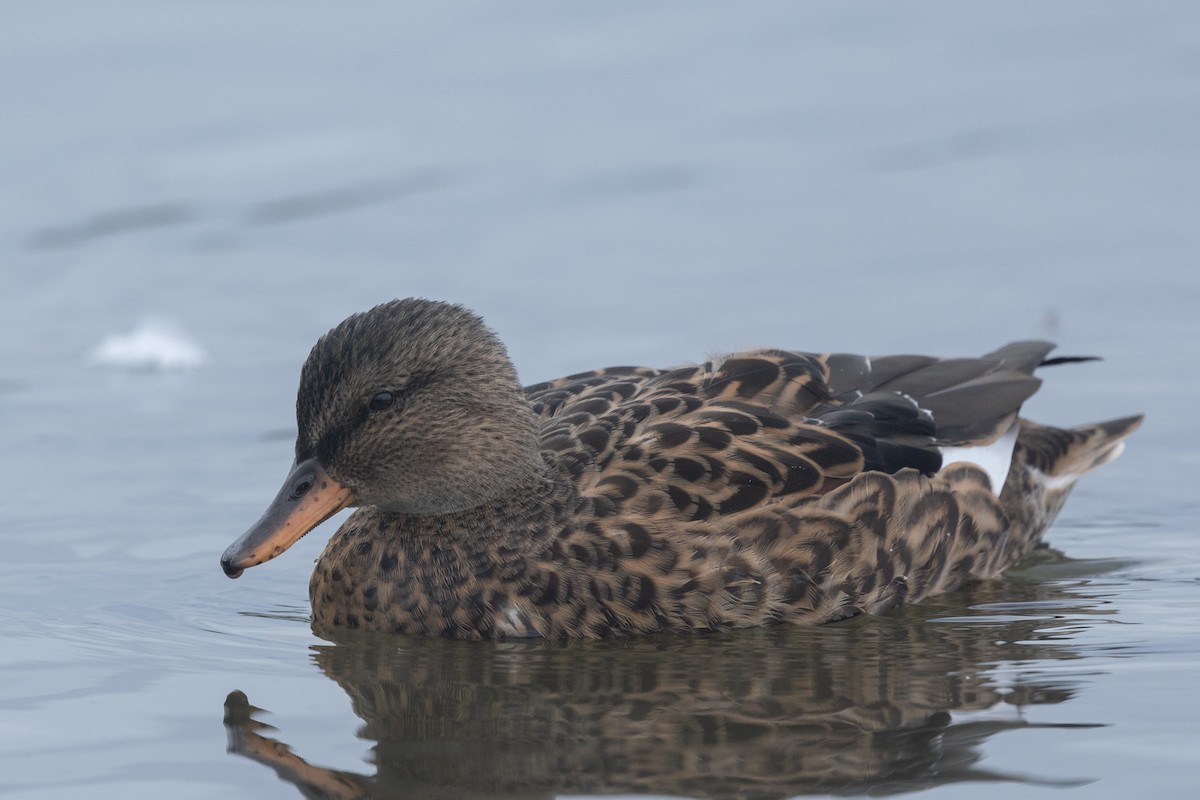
[224,554,1110,799]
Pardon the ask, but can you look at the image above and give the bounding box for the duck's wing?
[533,343,1059,512]
[821,340,1053,444]
[533,354,861,518]
[811,341,1056,484]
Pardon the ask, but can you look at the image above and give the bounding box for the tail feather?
[997,414,1143,564]
[1021,414,1143,481]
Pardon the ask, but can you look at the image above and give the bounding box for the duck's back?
[515,344,1139,635]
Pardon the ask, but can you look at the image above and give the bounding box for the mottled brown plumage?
[221,298,1141,639]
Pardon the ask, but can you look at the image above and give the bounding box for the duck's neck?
[393,456,579,549]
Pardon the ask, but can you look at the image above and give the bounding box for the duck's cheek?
[221,458,356,578]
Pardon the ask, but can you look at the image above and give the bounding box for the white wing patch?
[939,421,1019,492]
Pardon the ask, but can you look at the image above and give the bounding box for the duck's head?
[221,298,541,578]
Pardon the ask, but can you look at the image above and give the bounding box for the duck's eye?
[369,391,397,412]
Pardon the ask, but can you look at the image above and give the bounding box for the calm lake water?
[2,3,1199,798]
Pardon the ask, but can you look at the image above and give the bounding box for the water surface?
[2,3,1198,798]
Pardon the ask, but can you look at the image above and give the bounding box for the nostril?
[220,556,244,579]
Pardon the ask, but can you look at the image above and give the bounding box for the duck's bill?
[221,458,355,579]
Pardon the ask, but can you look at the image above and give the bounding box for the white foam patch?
[939,422,1019,492]
[91,319,208,371]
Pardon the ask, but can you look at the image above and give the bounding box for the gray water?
[2,3,1199,798]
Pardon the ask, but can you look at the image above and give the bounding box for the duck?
[221,298,1142,639]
